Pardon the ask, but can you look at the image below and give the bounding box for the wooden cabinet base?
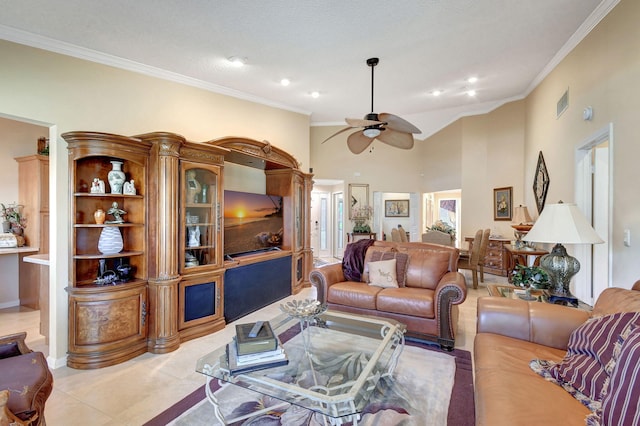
[67,282,148,369]
[178,318,225,343]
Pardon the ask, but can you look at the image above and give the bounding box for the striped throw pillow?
[547,311,640,404]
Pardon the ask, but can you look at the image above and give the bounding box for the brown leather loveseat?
[310,241,467,350]
[474,281,640,425]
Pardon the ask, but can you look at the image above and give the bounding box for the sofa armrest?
[309,263,345,304]
[434,271,467,349]
[476,297,591,350]
[0,331,32,355]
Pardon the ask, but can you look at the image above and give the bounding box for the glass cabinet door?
[180,162,220,271]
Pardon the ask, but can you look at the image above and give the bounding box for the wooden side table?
[347,232,377,243]
[504,245,548,282]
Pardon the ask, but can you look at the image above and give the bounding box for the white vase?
[108,160,126,194]
[98,227,124,254]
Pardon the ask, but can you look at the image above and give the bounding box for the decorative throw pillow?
[586,325,640,426]
[532,311,640,407]
[368,258,399,288]
[367,250,410,287]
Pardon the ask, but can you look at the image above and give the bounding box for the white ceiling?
[0,0,614,138]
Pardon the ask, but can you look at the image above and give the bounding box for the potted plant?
[1,203,27,236]
[512,264,550,289]
[427,220,456,240]
[351,205,373,233]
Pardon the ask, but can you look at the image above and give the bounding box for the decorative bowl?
[280,298,327,319]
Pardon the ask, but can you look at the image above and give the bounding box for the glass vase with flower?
[1,203,27,235]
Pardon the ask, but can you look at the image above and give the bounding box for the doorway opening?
[574,123,612,304]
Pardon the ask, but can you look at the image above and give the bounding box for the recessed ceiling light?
[310,91,320,98]
[280,78,290,87]
[467,89,477,97]
[467,76,478,84]
[227,56,247,67]
[432,90,443,96]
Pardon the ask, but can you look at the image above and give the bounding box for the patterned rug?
[144,340,474,425]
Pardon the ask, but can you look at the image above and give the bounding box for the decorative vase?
[94,208,106,224]
[108,160,126,194]
[98,227,124,254]
[1,221,9,233]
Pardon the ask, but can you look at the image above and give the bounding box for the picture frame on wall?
[533,151,550,214]
[385,200,409,217]
[493,187,512,221]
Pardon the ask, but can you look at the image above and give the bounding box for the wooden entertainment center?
[63,132,312,369]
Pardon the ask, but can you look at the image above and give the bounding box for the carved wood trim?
[204,136,302,170]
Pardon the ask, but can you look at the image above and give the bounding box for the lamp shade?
[513,205,533,225]
[523,202,603,244]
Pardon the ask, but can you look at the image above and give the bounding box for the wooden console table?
[347,232,377,243]
[504,244,548,283]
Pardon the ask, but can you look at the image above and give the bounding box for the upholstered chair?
[0,332,53,425]
[458,228,483,289]
[421,230,454,246]
[390,228,402,242]
[397,225,408,242]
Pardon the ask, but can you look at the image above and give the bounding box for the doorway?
[310,180,344,262]
[575,124,612,304]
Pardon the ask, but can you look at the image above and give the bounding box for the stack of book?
[225,321,288,374]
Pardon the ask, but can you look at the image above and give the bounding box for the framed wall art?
[493,187,512,221]
[385,200,409,217]
[533,151,550,213]
[348,183,369,219]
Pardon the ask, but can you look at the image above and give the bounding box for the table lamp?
[523,201,603,305]
[511,205,533,249]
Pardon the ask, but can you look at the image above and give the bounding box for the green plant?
[511,264,549,289]
[1,202,27,230]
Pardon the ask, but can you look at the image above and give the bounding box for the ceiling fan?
[322,57,422,154]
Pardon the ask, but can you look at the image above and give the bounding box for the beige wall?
[0,40,310,366]
[524,0,640,287]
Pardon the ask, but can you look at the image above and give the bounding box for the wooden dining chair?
[458,228,483,289]
[478,228,491,283]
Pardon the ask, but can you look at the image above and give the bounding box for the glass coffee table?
[196,310,406,425]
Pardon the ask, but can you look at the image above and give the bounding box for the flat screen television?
[223,190,283,257]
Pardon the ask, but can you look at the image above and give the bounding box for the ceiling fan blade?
[345,117,383,128]
[347,131,375,154]
[376,129,414,150]
[321,126,355,144]
[378,113,422,134]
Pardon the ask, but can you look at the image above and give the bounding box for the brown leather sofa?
[474,281,640,426]
[0,332,53,425]
[310,241,467,350]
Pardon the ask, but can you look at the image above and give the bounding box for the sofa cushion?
[534,311,640,407]
[363,250,409,287]
[367,258,399,288]
[403,248,451,289]
[327,282,381,310]
[587,325,640,426]
[376,287,435,319]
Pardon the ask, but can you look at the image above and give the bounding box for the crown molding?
[525,0,620,95]
[0,24,311,117]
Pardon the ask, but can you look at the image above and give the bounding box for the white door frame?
[574,123,613,304]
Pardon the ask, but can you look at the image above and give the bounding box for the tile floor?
[0,269,508,425]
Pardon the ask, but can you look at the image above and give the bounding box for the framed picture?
[533,151,550,214]
[385,200,409,217]
[493,187,512,221]
[348,183,369,219]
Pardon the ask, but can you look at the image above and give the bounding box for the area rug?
[144,341,474,425]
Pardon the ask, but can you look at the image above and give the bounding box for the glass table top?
[196,310,406,421]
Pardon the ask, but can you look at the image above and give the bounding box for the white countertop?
[23,253,50,266]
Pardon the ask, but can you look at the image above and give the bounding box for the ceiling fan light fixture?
[227,56,247,67]
[363,128,381,138]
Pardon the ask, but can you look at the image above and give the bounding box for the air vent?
[557,88,569,118]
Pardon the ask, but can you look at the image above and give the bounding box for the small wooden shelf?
[74,223,144,228]
[74,192,143,199]
[74,250,144,260]
[72,278,147,290]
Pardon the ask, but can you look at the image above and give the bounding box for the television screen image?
[223,190,283,256]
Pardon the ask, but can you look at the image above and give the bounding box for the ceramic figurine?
[90,178,106,194]
[123,179,136,195]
